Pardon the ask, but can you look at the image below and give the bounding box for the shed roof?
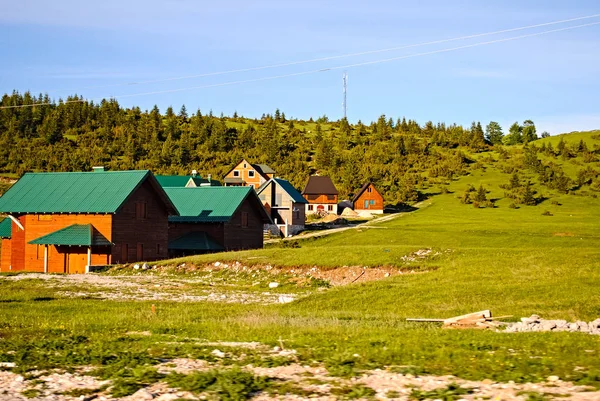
[256,178,308,204]
[168,231,224,251]
[0,218,11,239]
[351,182,381,203]
[29,224,112,246]
[165,187,270,223]
[0,170,177,215]
[302,176,339,195]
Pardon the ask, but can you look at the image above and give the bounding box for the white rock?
[133,264,140,270]
[278,296,294,304]
[214,262,221,267]
[130,388,154,400]
[154,394,180,401]
[269,282,279,288]
[547,375,560,382]
[211,349,225,358]
[0,362,16,368]
[142,263,149,270]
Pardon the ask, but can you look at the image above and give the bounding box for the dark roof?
[168,231,224,251]
[29,224,112,246]
[302,176,339,195]
[0,218,11,239]
[257,178,308,204]
[165,187,271,224]
[0,170,177,215]
[189,177,221,187]
[351,182,380,203]
[252,164,275,175]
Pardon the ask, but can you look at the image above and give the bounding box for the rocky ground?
[2,352,600,401]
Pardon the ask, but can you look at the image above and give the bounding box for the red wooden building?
[352,183,384,216]
[0,169,177,273]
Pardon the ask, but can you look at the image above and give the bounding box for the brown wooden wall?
[0,238,12,272]
[112,179,170,264]
[354,184,384,210]
[14,214,112,273]
[303,194,338,204]
[224,197,264,250]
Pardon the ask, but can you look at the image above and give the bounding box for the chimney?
[92,166,105,172]
[191,169,198,178]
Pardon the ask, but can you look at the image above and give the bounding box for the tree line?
[0,91,542,204]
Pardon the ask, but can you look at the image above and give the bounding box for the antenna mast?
[342,71,348,119]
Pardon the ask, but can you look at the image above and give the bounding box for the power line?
[28,13,600,94]
[1,20,599,110]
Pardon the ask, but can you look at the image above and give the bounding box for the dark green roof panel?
[0,218,11,239]
[0,171,152,214]
[165,187,252,223]
[155,175,191,188]
[169,231,224,251]
[29,224,112,246]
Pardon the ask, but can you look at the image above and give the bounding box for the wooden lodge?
[0,169,177,273]
[164,187,271,257]
[223,159,275,188]
[302,176,339,215]
[352,182,384,216]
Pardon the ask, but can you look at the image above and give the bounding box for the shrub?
[541,210,553,216]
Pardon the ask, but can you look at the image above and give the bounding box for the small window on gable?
[243,163,247,168]
[233,170,240,177]
[241,212,249,228]
[248,170,255,178]
[367,187,372,193]
[136,202,147,220]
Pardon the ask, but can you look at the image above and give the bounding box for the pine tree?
[485,121,504,145]
[522,120,537,143]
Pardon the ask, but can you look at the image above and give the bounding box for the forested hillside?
[1,91,598,203]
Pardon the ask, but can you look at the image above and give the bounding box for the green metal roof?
[29,224,112,246]
[0,218,11,239]
[168,231,224,251]
[165,187,254,223]
[155,175,191,188]
[0,170,175,214]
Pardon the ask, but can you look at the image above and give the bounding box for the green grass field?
[1,132,600,398]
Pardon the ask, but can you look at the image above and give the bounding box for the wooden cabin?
[256,178,307,237]
[302,176,339,215]
[0,218,12,270]
[0,169,177,273]
[352,183,384,216]
[223,159,275,188]
[164,187,271,257]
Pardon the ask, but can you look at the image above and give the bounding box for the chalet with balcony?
[0,169,177,273]
[223,159,275,188]
[302,176,339,215]
[256,178,307,237]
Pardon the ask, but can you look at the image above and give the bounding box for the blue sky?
[1,0,599,134]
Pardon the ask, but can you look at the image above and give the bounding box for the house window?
[370,200,375,205]
[367,187,372,193]
[243,163,247,168]
[241,212,249,228]
[136,202,147,220]
[328,205,333,211]
[233,170,240,177]
[327,195,335,201]
[308,205,314,211]
[248,170,255,178]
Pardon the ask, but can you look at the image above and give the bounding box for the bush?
[541,210,553,216]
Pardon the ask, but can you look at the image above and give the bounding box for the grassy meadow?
[1,132,600,397]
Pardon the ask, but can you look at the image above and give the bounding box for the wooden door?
[136,243,143,261]
[67,252,87,274]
